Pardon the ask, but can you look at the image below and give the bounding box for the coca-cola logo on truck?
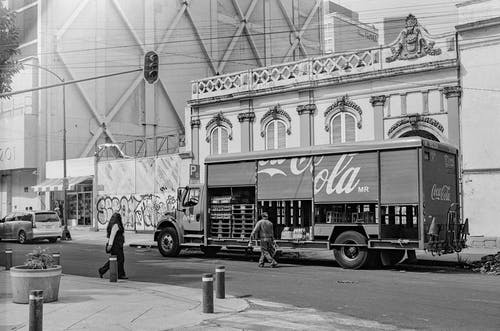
[431,184,451,201]
[258,154,367,196]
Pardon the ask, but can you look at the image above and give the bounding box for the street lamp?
[24,62,71,240]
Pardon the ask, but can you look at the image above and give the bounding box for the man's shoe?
[270,263,278,268]
[118,275,128,280]
[258,263,264,268]
[98,270,104,278]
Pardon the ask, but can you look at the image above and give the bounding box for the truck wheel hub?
[161,234,173,250]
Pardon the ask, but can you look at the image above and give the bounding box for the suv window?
[17,213,33,222]
[35,212,60,223]
[5,213,15,222]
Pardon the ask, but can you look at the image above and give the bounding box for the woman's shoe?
[118,275,128,279]
[98,270,104,278]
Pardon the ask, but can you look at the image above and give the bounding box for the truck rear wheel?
[333,231,369,269]
[157,228,181,257]
[380,250,405,267]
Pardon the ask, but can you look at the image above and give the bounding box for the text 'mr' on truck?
[154,137,468,269]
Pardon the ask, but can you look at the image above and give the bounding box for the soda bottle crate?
[232,204,254,211]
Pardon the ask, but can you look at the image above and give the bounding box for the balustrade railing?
[191,37,456,100]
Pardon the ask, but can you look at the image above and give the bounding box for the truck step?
[183,234,204,239]
[180,243,203,248]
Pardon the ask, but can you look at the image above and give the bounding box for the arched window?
[331,113,356,144]
[265,120,287,150]
[210,126,229,154]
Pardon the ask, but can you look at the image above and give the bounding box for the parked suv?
[0,210,62,244]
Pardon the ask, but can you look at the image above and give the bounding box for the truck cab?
[154,184,206,256]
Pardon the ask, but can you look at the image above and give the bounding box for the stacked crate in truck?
[232,204,254,238]
[210,197,232,238]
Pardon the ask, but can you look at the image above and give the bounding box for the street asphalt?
[0,228,499,330]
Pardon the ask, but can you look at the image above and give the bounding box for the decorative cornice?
[296,104,317,115]
[205,111,233,130]
[442,86,462,98]
[324,95,363,131]
[369,95,387,107]
[237,112,256,122]
[260,104,292,124]
[386,14,442,63]
[205,111,233,142]
[190,118,201,128]
[387,114,444,136]
[260,104,292,137]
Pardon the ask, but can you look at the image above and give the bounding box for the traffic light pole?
[0,68,142,98]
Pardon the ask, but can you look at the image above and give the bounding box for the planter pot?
[10,265,62,304]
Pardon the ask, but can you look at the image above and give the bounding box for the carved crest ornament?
[386,14,441,63]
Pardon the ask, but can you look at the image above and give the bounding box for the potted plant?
[10,247,62,304]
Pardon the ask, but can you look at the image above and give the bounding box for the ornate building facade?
[187,14,459,171]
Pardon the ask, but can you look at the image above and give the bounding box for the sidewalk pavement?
[68,226,498,268]
[0,271,408,331]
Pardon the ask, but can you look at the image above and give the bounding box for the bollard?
[5,249,12,271]
[215,266,225,299]
[202,273,214,313]
[29,290,43,331]
[109,256,118,283]
[52,253,60,266]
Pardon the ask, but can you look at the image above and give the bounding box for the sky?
[332,0,459,38]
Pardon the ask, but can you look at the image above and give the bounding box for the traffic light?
[144,51,159,84]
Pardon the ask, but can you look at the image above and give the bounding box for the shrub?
[25,247,55,269]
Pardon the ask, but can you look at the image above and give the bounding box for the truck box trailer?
[154,137,468,269]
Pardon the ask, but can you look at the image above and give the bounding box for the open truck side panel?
[155,138,467,269]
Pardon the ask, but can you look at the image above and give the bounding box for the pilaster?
[190,113,201,164]
[238,111,255,152]
[370,95,387,141]
[296,104,316,146]
[443,86,462,147]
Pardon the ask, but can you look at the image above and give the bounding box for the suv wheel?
[18,230,27,244]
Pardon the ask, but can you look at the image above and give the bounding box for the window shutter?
[220,127,228,153]
[345,114,356,142]
[332,116,342,144]
[211,128,219,154]
[266,122,275,150]
[277,121,286,148]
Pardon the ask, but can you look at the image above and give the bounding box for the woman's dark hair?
[106,212,124,238]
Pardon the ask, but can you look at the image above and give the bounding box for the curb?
[130,243,158,248]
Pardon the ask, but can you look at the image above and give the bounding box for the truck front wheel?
[333,231,369,269]
[157,228,181,257]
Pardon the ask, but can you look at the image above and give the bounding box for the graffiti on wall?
[97,193,176,231]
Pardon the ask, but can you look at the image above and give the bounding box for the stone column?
[237,112,255,152]
[296,104,316,147]
[370,95,387,141]
[190,117,201,165]
[443,86,462,147]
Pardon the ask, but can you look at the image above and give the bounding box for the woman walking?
[98,213,127,279]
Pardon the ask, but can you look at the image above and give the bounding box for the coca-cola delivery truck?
[154,137,468,269]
